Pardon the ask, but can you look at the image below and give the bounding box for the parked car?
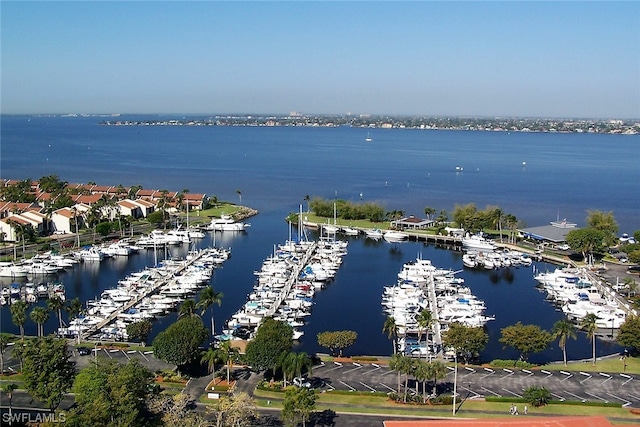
[557,244,570,251]
[77,347,91,356]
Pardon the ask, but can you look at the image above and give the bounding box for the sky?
[1,1,639,118]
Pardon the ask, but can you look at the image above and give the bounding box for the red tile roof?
[383,415,614,427]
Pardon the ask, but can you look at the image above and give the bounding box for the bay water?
[1,115,638,363]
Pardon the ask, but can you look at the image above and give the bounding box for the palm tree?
[47,295,66,331]
[424,206,436,221]
[66,297,84,343]
[551,319,577,367]
[304,195,310,212]
[10,300,28,341]
[382,316,398,354]
[416,309,433,359]
[389,353,413,402]
[428,360,447,397]
[196,286,223,337]
[413,360,430,403]
[290,352,313,382]
[493,207,504,242]
[3,383,18,425]
[236,189,242,204]
[30,306,50,337]
[581,313,599,366]
[178,299,197,318]
[219,340,240,384]
[201,347,222,375]
[279,351,296,388]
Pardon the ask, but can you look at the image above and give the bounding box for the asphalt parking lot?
[310,360,640,408]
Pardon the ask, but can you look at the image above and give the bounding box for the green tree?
[30,306,50,337]
[178,298,197,318]
[196,285,223,337]
[316,330,357,357]
[441,322,489,364]
[206,392,257,427]
[201,346,223,375]
[586,210,619,247]
[67,358,155,427]
[499,322,552,362]
[382,316,398,354]
[289,351,313,382]
[95,221,113,236]
[566,228,606,265]
[581,313,600,366]
[617,315,640,352]
[126,319,153,344]
[416,309,433,358]
[551,319,577,367]
[3,382,19,424]
[47,295,66,331]
[389,353,413,400]
[428,360,447,397]
[146,210,164,225]
[21,336,75,410]
[216,340,240,384]
[523,385,552,407]
[10,300,28,341]
[245,318,293,372]
[281,386,316,427]
[424,206,436,220]
[153,316,209,370]
[0,333,14,374]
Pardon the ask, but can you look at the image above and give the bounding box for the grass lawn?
[545,354,639,374]
[252,389,640,422]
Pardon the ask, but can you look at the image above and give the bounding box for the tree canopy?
[499,322,552,362]
[316,330,357,357]
[21,336,76,410]
[67,358,155,427]
[245,318,294,372]
[153,316,209,368]
[565,228,605,264]
[617,315,640,352]
[281,386,317,427]
[441,322,489,364]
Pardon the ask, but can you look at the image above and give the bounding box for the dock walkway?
[82,248,215,339]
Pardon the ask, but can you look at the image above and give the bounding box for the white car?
[557,244,570,251]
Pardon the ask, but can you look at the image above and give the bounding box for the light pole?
[452,350,458,416]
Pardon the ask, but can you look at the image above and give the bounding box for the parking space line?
[481,368,495,379]
[579,371,592,384]
[584,391,608,403]
[551,392,566,402]
[501,388,522,398]
[563,390,586,402]
[379,383,395,393]
[620,373,633,386]
[138,351,149,361]
[359,382,376,392]
[339,381,355,391]
[559,371,573,381]
[626,392,640,400]
[521,369,534,377]
[599,372,612,384]
[502,368,514,377]
[103,348,113,358]
[345,364,363,373]
[480,386,500,397]
[540,369,552,378]
[367,364,381,373]
[606,392,631,407]
[122,350,131,360]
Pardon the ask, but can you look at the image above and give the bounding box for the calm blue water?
[1,115,638,363]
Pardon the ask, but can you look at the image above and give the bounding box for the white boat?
[365,132,373,142]
[208,214,249,231]
[462,233,496,252]
[0,262,29,278]
[384,231,409,242]
[365,228,383,239]
[340,226,359,236]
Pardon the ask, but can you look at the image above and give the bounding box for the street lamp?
[452,350,458,416]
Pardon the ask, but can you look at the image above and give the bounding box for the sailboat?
[365,132,373,142]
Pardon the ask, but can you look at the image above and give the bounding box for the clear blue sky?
[2,1,639,118]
